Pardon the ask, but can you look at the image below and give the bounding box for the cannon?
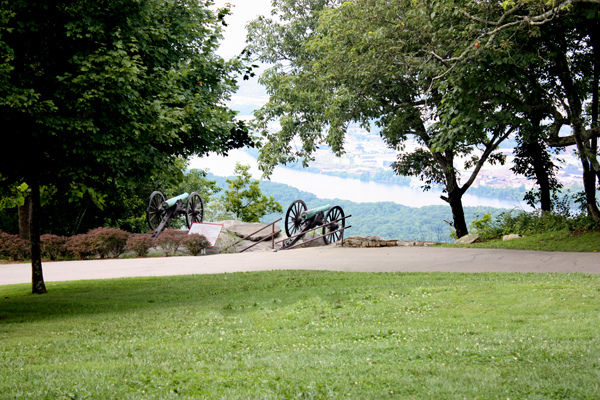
[281,200,347,249]
[146,191,204,238]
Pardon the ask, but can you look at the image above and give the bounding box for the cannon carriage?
[146,191,204,238]
[281,200,349,249]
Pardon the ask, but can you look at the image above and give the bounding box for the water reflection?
[190,150,529,210]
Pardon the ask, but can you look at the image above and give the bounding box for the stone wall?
[335,235,436,248]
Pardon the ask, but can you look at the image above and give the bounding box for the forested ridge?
[206,173,506,241]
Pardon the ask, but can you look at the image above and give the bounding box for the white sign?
[188,223,223,248]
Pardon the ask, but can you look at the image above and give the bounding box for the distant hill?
[207,173,508,242]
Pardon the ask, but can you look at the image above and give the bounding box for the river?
[189,149,529,210]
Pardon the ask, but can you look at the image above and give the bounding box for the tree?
[512,131,564,213]
[434,0,600,219]
[222,163,282,222]
[247,0,512,237]
[0,0,253,293]
[426,3,566,214]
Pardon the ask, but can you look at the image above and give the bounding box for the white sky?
[213,0,274,59]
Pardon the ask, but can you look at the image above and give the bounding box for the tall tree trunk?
[18,195,32,240]
[525,138,552,213]
[447,190,468,238]
[439,152,469,238]
[30,175,47,294]
[587,18,599,183]
[583,164,600,218]
[554,40,600,220]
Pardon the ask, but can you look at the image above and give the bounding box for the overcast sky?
[213,0,274,59]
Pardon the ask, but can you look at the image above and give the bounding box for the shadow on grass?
[3,270,594,326]
[0,270,379,324]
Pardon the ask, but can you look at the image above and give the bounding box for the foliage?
[181,233,211,256]
[0,0,253,292]
[0,163,229,237]
[125,234,156,258]
[40,234,67,261]
[1,271,600,398]
[161,167,224,229]
[207,173,509,242]
[86,227,130,259]
[468,210,599,241]
[0,182,29,210]
[442,229,600,252]
[247,0,516,237]
[0,230,29,260]
[168,169,222,203]
[432,0,600,219]
[0,0,252,189]
[65,234,95,260]
[155,229,186,256]
[222,163,283,222]
[204,199,237,222]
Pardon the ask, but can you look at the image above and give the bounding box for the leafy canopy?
[223,163,283,223]
[0,0,252,193]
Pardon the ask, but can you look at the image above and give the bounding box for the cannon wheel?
[285,199,307,238]
[323,206,345,245]
[147,191,166,231]
[186,192,204,228]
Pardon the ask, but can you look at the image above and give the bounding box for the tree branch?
[548,126,600,147]
[460,126,515,191]
[430,0,600,86]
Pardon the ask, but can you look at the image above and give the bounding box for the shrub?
[0,230,12,259]
[182,233,211,256]
[156,229,186,256]
[0,231,30,260]
[87,227,130,258]
[126,234,156,257]
[469,213,503,241]
[66,234,95,260]
[469,210,599,241]
[40,234,67,260]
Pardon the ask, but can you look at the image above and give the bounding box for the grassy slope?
[439,230,600,252]
[1,271,599,399]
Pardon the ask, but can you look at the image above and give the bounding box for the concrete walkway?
[2,246,599,286]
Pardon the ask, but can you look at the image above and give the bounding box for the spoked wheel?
[147,191,166,231]
[323,206,345,245]
[285,200,307,238]
[186,192,204,228]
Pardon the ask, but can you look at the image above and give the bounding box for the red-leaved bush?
[40,234,67,260]
[66,234,95,260]
[0,231,30,260]
[87,227,130,258]
[126,234,156,257]
[156,229,186,256]
[181,234,211,256]
[0,230,13,259]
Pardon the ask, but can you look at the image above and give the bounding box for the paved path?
[2,246,599,286]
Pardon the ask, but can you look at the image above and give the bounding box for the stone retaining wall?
[335,235,436,248]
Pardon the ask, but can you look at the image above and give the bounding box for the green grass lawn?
[439,230,600,252]
[1,271,599,399]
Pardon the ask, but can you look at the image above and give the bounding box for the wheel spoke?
[186,192,204,228]
[147,191,166,231]
[285,200,307,238]
[323,206,344,245]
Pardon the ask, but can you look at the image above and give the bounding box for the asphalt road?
[2,246,599,286]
